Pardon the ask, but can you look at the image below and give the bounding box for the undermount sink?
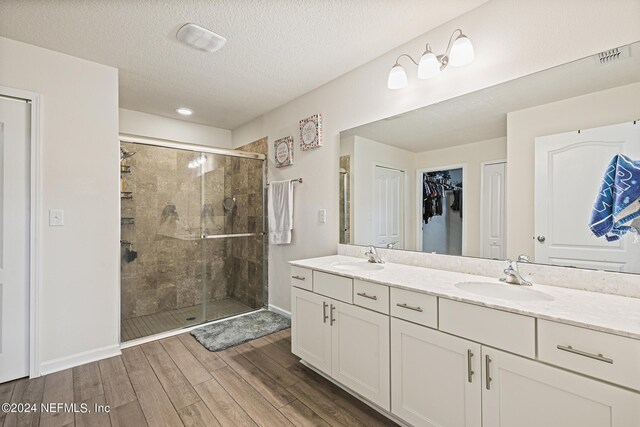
[455,281,554,302]
[332,261,385,272]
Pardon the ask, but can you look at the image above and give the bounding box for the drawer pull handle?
[467,349,475,383]
[485,355,492,390]
[357,292,378,300]
[292,275,306,281]
[322,301,329,323]
[330,304,336,325]
[396,303,423,312]
[556,345,613,364]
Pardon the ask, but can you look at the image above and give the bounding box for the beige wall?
[415,137,506,257]
[119,108,232,148]
[506,81,640,259]
[0,36,120,370]
[231,0,640,313]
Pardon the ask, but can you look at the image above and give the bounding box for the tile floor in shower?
[121,297,255,342]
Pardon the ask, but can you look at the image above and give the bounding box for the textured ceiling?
[0,0,487,129]
[342,41,640,152]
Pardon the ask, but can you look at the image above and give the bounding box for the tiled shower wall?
[229,137,269,308]
[120,140,266,321]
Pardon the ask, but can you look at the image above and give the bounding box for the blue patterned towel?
[589,154,640,241]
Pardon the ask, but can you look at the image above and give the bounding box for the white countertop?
[290,255,640,340]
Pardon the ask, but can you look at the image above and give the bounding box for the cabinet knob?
[536,236,546,243]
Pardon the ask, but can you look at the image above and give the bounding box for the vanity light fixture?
[176,107,193,116]
[388,29,474,90]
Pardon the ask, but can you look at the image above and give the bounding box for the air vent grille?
[594,45,631,65]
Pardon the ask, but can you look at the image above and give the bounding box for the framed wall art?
[299,113,322,150]
[274,136,294,167]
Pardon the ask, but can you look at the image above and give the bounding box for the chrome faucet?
[500,258,532,286]
[365,246,385,264]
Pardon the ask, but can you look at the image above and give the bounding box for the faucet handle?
[517,254,531,263]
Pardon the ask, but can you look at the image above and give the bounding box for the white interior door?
[373,165,404,249]
[535,122,640,272]
[0,96,31,382]
[481,162,506,259]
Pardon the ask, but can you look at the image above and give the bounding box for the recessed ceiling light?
[176,107,193,116]
[176,23,227,53]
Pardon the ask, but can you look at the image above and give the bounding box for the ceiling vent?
[176,23,226,53]
[593,45,631,65]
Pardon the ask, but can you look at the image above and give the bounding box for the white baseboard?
[40,344,121,376]
[268,304,291,318]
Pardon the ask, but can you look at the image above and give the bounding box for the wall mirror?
[339,41,640,274]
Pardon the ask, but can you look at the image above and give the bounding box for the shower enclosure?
[119,135,266,342]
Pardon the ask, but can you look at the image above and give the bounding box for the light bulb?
[387,64,408,90]
[418,49,440,79]
[449,34,474,67]
[176,107,193,116]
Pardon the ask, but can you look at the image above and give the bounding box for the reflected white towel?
[268,180,294,244]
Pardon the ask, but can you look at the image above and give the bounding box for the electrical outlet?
[319,209,326,223]
[49,209,64,226]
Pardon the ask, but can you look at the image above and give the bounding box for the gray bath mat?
[191,310,291,352]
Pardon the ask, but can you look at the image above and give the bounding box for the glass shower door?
[199,152,265,323]
[120,142,207,341]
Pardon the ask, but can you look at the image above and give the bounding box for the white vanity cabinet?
[291,287,332,375]
[290,260,640,427]
[291,286,391,409]
[482,347,640,427]
[391,318,481,427]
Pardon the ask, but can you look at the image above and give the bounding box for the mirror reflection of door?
[373,165,404,249]
[481,161,507,259]
[420,168,463,255]
[535,121,640,272]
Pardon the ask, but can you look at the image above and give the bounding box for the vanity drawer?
[439,299,536,358]
[354,280,389,314]
[291,266,312,291]
[390,288,437,328]
[313,271,353,303]
[538,319,640,391]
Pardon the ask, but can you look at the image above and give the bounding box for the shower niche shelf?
[121,217,135,225]
[121,191,133,200]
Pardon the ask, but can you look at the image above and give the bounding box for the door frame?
[0,86,43,378]
[416,163,467,254]
[479,159,507,259]
[372,162,406,249]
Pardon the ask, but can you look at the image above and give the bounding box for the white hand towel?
[268,180,294,244]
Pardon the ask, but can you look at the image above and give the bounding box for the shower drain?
[186,316,196,321]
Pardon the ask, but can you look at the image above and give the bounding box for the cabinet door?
[291,287,332,375]
[391,318,481,427]
[482,347,640,427]
[331,300,390,410]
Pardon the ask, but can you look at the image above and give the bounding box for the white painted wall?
[506,81,640,259]
[231,0,640,312]
[350,136,415,250]
[119,108,232,148]
[0,36,120,370]
[415,137,506,257]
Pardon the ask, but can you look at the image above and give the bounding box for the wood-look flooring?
[1,328,398,427]
[121,298,254,342]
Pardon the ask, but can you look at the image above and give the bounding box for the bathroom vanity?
[290,255,640,427]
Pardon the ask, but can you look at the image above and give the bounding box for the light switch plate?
[319,209,326,223]
[49,209,64,226]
